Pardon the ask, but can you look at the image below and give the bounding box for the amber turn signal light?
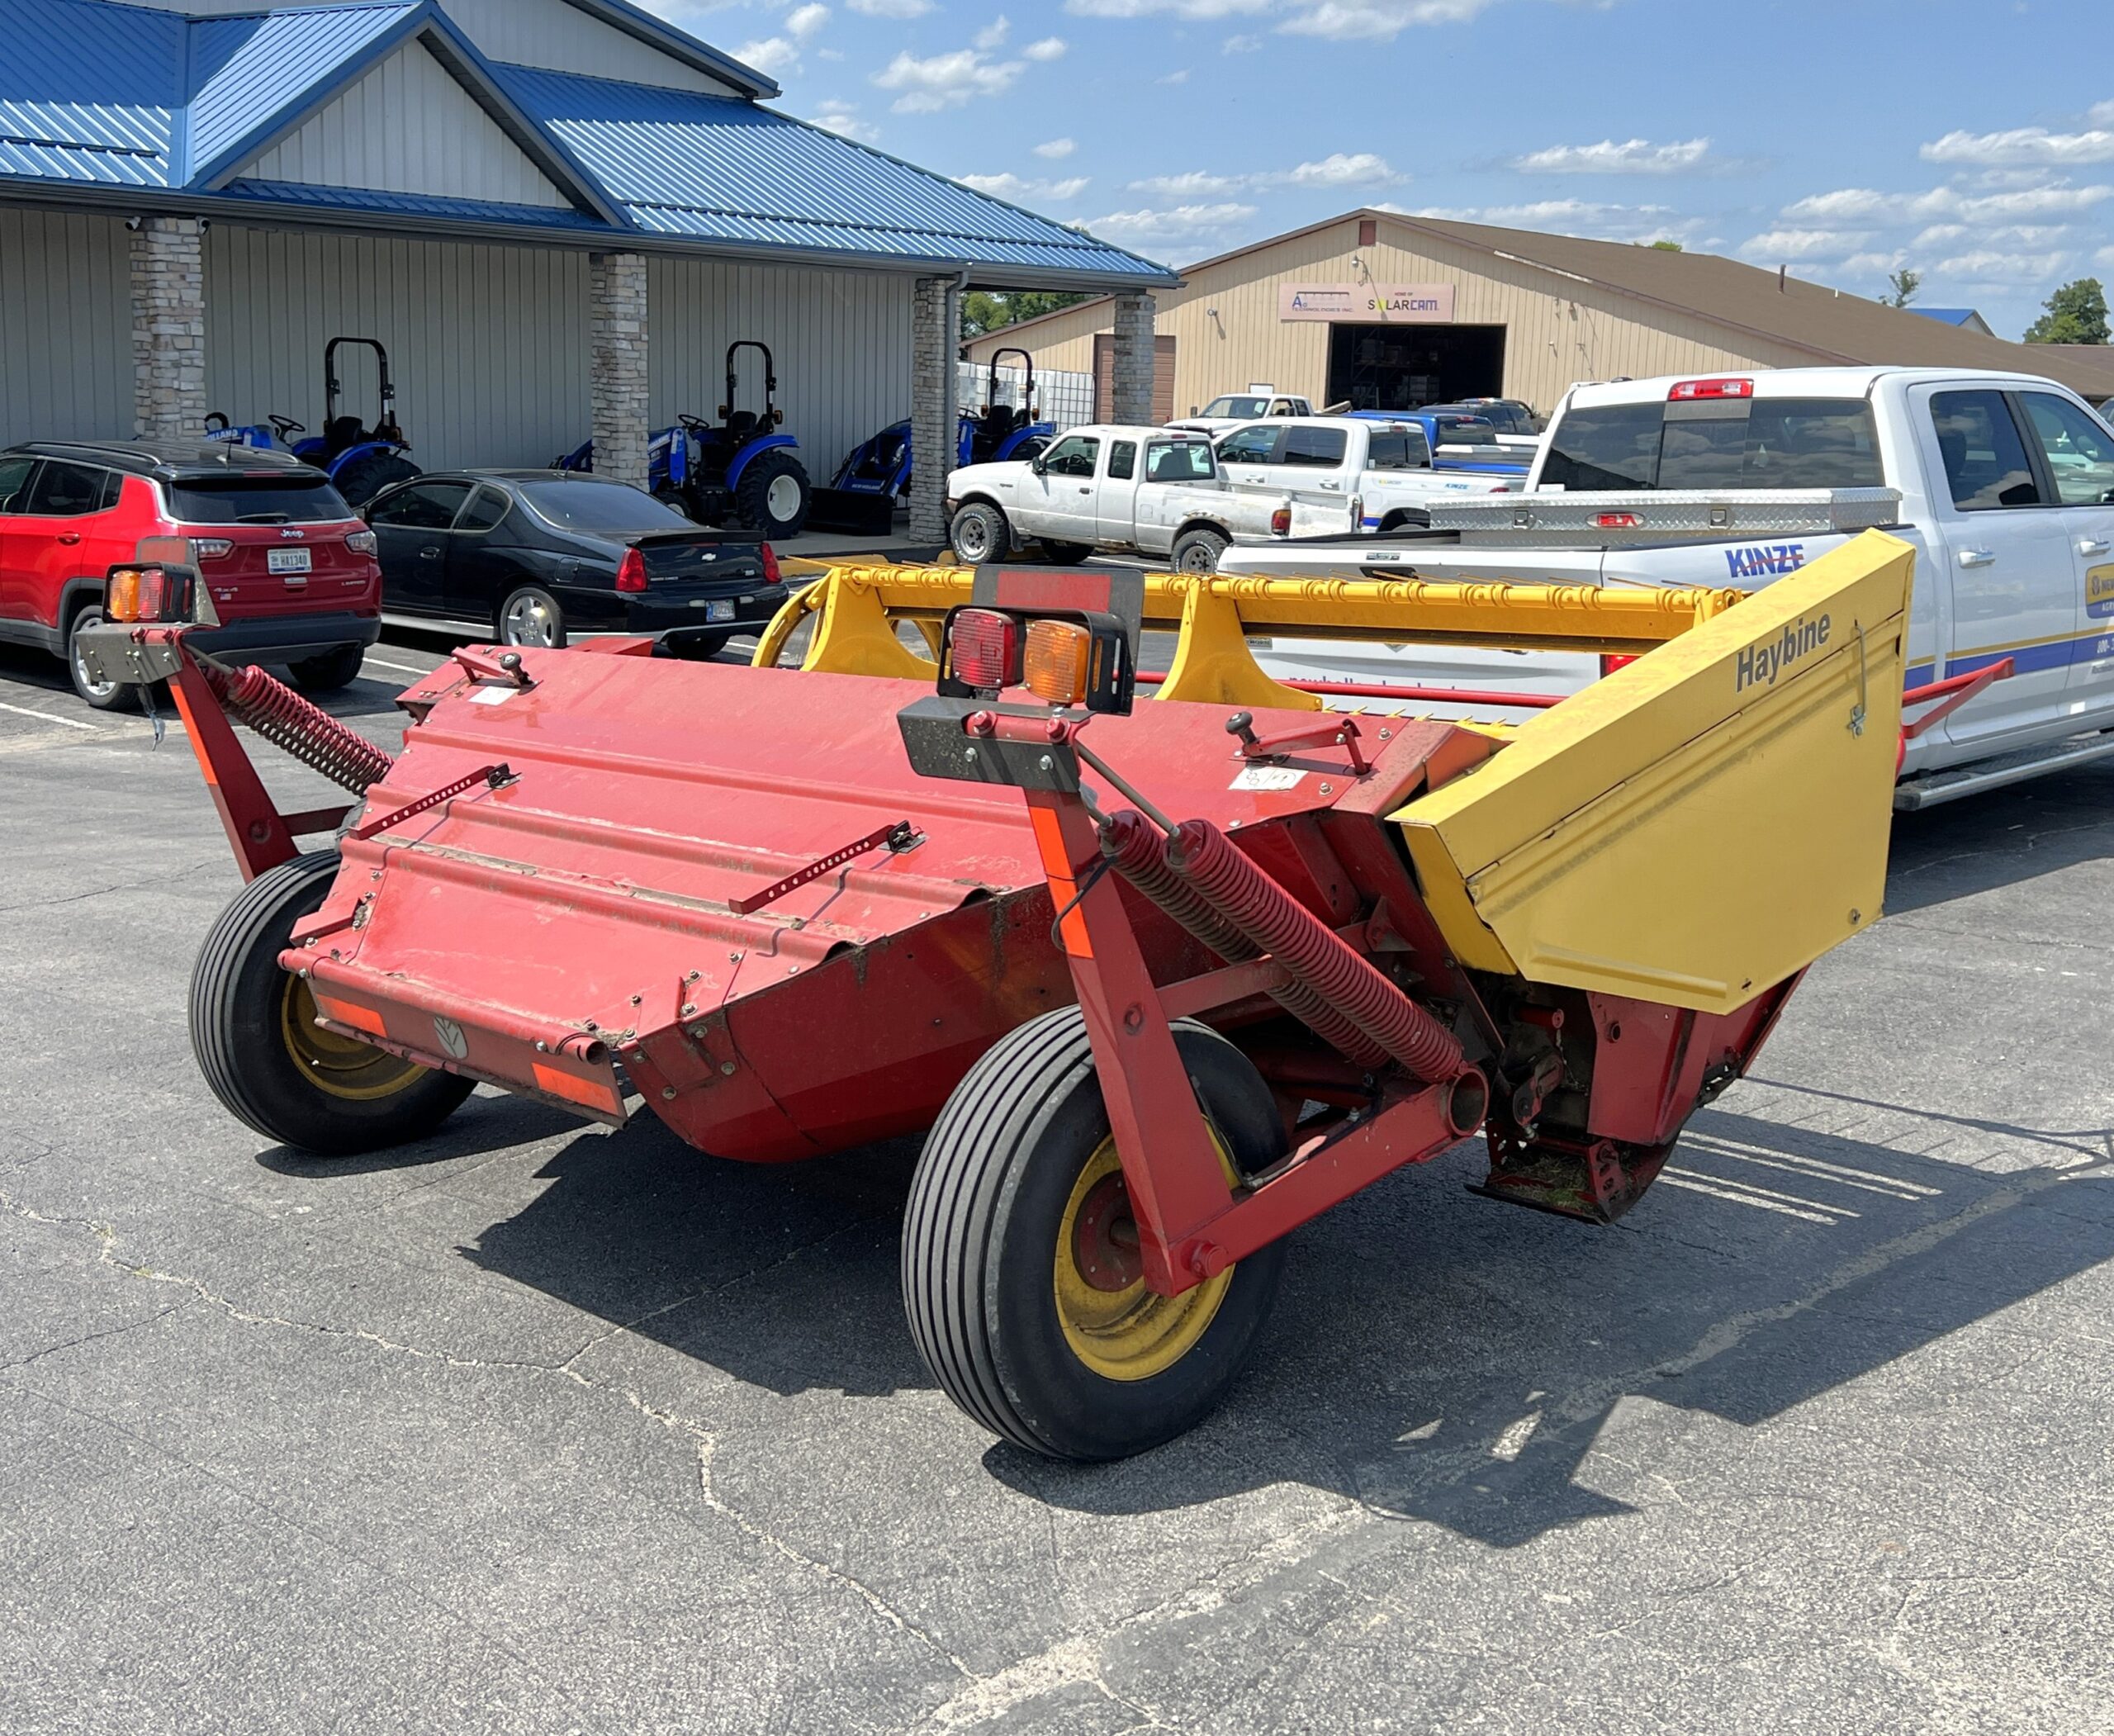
[1023,618,1092,707]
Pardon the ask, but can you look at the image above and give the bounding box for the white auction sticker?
[1230,765,1305,791]
[467,684,517,706]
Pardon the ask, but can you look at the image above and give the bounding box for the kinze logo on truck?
[1737,614,1832,693]
[1725,543,1808,581]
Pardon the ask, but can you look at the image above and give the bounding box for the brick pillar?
[909,273,960,545]
[1111,292,1157,425]
[590,251,650,490]
[131,216,207,442]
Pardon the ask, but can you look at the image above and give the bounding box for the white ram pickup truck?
[945,425,1287,572]
[1212,415,1519,536]
[1219,367,2114,809]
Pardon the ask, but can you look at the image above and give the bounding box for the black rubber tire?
[734,450,813,538]
[289,643,365,693]
[497,585,567,648]
[189,852,474,1155]
[1038,539,1094,565]
[1170,528,1229,574]
[1377,510,1429,534]
[903,1008,1287,1462]
[332,453,419,507]
[652,486,696,519]
[67,605,136,712]
[949,501,1009,565]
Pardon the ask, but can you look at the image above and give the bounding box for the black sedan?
[363,470,790,652]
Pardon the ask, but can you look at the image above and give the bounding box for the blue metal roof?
[1913,308,1988,328]
[0,0,1174,287]
[493,65,1168,279]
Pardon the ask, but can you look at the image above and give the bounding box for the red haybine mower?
[80,533,1917,1459]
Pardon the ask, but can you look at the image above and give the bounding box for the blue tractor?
[553,341,813,538]
[204,337,421,506]
[810,348,1055,534]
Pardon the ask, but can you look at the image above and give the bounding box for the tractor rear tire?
[190,852,474,1155]
[1170,528,1229,574]
[333,453,419,507]
[903,1008,1287,1461]
[949,501,1009,565]
[736,451,812,538]
[1038,539,1094,565]
[290,644,366,693]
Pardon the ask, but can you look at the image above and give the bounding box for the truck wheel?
[736,452,812,538]
[652,486,695,520]
[67,605,136,712]
[1377,510,1429,534]
[949,502,1009,565]
[1170,528,1228,574]
[903,1008,1287,1461]
[289,644,366,693]
[1038,539,1094,565]
[190,852,474,1155]
[498,585,566,648]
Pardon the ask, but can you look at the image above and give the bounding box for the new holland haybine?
[80,532,1916,1460]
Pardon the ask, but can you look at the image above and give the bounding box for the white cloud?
[736,2,829,78]
[1268,151,1401,187]
[1128,170,1244,196]
[873,45,1027,111]
[1279,0,1504,37]
[974,15,1011,48]
[1086,202,1258,249]
[1034,137,1076,159]
[1155,67,1191,83]
[1064,0,1268,15]
[2097,244,2114,268]
[846,0,931,12]
[1922,126,2114,168]
[1781,181,2112,226]
[1224,31,1262,49]
[807,100,880,143]
[1024,36,1069,59]
[1932,248,2072,283]
[957,172,1090,202]
[1738,228,1872,263]
[1508,137,1717,176]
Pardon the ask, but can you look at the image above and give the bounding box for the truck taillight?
[1270,506,1291,535]
[193,538,235,560]
[1022,619,1092,708]
[616,548,648,593]
[1600,653,1639,677]
[106,565,191,624]
[947,607,1020,691]
[760,541,781,586]
[1667,377,1753,401]
[1592,511,1644,529]
[344,530,377,557]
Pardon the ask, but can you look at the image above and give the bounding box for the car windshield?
[1200,396,1269,419]
[519,481,692,534]
[168,477,353,524]
[1540,397,1885,491]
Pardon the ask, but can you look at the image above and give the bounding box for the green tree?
[2023,277,2110,344]
[961,290,1094,341]
[1882,267,1922,309]
[1647,239,1683,252]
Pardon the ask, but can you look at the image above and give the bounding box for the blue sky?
[642,0,2114,340]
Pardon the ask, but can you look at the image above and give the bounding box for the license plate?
[268,548,312,575]
[707,599,737,622]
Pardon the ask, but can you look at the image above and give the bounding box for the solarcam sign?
[1278,283,1457,323]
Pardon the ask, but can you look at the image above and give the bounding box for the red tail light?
[1592,511,1644,529]
[1667,377,1752,401]
[1270,505,1292,535]
[616,548,648,593]
[947,607,1020,690]
[1600,653,1639,677]
[760,541,781,586]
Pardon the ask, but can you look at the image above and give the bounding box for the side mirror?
[1030,456,1048,476]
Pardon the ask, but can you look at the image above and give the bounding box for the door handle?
[1957,548,1995,568]
[419,546,443,559]
[1078,486,1091,495]
[2080,538,2112,557]
[57,532,80,545]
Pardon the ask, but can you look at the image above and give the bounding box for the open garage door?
[1327,324,1504,411]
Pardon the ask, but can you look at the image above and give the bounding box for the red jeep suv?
[0,440,382,709]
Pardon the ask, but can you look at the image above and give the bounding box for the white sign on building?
[1278,283,1457,323]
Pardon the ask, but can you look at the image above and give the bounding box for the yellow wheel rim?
[1053,1135,1236,1383]
[277,975,428,1103]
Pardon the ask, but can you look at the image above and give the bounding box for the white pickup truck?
[1219,367,2114,809]
[946,415,1517,572]
[945,424,1282,571]
[1167,390,1315,437]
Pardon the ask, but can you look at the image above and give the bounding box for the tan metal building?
[965,207,2114,421]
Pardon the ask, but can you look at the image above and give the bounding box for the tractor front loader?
[77,530,1914,1459]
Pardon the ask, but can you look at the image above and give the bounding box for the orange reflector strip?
[1026,804,1093,958]
[311,993,386,1035]
[532,1061,621,1113]
[1023,619,1091,707]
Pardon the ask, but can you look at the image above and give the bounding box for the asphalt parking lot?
[2,628,2111,1735]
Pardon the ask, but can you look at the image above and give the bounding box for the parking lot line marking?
[0,700,99,732]
[363,657,431,676]
[1657,1171,1839,1225]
